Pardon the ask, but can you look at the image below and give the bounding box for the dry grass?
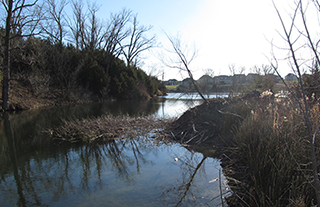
[48,114,174,143]
[224,91,320,206]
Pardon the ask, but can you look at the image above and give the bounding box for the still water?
[0,93,229,206]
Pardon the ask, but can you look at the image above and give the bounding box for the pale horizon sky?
[93,0,314,81]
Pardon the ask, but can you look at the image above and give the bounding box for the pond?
[0,93,229,207]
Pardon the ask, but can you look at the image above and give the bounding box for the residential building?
[285,73,298,81]
[197,75,214,85]
[213,75,232,85]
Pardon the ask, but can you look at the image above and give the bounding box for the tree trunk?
[2,0,13,111]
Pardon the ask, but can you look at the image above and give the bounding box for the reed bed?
[48,114,173,143]
[224,92,320,206]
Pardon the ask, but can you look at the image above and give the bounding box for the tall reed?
[226,93,319,206]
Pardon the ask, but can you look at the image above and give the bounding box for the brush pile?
[168,91,260,146]
[48,115,173,143]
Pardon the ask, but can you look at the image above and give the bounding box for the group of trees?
[0,0,164,110]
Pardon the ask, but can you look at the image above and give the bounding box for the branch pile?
[48,115,173,143]
[168,98,226,145]
[168,91,260,146]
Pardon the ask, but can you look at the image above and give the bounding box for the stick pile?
[48,115,173,143]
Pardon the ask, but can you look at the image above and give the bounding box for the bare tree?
[119,14,156,67]
[272,0,320,204]
[98,8,131,76]
[68,0,86,50]
[203,68,215,77]
[162,33,207,103]
[85,2,105,51]
[42,0,68,45]
[103,8,131,58]
[1,0,41,110]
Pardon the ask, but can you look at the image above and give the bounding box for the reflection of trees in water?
[4,112,27,207]
[0,101,159,204]
[161,151,222,207]
[0,100,161,167]
[0,113,160,206]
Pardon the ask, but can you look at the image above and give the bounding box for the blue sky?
[87,0,307,80]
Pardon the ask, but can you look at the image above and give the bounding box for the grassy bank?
[165,84,179,92]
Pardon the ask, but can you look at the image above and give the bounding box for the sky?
[92,0,313,80]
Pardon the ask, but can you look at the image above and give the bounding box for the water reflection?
[1,132,158,206]
[156,98,203,118]
[160,149,227,207]
[0,96,227,206]
[0,132,224,206]
[3,112,27,207]
[162,92,229,100]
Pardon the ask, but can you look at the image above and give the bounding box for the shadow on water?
[0,97,228,206]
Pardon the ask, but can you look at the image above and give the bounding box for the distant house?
[270,74,281,83]
[197,75,214,85]
[180,78,193,88]
[233,74,246,84]
[285,73,298,81]
[247,73,259,82]
[213,75,232,85]
[197,75,214,91]
[165,79,180,85]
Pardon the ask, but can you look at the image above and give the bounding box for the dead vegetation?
[48,114,173,143]
[168,91,260,147]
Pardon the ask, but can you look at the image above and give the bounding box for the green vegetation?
[2,36,166,105]
[165,84,179,92]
